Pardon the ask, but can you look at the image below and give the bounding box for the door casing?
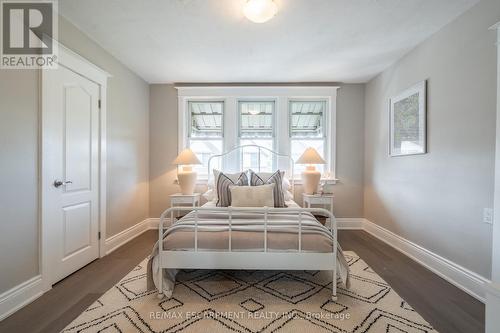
[487,21,500,333]
[40,42,110,291]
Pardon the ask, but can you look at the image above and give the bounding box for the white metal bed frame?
[157,146,338,300]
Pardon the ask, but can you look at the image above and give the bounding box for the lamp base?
[178,171,197,195]
[302,169,321,195]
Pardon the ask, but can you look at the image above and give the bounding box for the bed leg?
[332,270,337,301]
[332,262,337,301]
[332,215,338,302]
[158,266,163,299]
[158,215,164,300]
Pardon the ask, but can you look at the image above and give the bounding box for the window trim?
[177,86,338,181]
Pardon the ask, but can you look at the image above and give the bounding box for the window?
[188,101,223,176]
[289,101,327,174]
[178,87,337,181]
[238,101,275,172]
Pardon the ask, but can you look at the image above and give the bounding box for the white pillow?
[282,176,291,191]
[202,189,215,201]
[284,190,293,201]
[230,184,275,207]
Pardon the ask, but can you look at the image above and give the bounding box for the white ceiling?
[59,0,479,84]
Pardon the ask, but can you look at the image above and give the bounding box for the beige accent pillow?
[229,184,275,207]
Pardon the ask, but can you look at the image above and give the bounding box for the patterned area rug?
[62,252,438,332]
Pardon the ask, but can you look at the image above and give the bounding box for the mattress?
[161,200,333,253]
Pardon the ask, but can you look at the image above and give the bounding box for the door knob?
[54,180,73,188]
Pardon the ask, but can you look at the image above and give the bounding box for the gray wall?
[149,84,365,218]
[0,70,40,294]
[149,84,179,218]
[331,84,365,217]
[364,0,500,278]
[0,17,150,293]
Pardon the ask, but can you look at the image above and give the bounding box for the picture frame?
[389,80,427,156]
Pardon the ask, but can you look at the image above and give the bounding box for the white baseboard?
[486,282,500,298]
[336,218,364,230]
[0,275,44,321]
[105,219,152,254]
[148,217,172,229]
[148,217,161,229]
[361,218,489,302]
[486,283,500,333]
[105,218,169,254]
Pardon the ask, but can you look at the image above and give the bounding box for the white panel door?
[43,64,100,284]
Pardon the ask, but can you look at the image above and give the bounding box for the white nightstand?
[302,193,334,228]
[170,193,201,220]
[170,193,201,207]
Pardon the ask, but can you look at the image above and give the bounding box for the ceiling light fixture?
[243,0,278,24]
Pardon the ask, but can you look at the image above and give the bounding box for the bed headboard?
[207,145,295,191]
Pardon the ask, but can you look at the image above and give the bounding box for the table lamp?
[173,148,202,194]
[296,147,326,195]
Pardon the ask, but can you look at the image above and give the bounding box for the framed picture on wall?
[389,80,427,156]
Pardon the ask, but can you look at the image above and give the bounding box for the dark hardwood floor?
[0,230,484,333]
[339,231,484,333]
[0,231,157,333]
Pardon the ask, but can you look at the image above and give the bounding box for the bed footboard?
[156,206,338,301]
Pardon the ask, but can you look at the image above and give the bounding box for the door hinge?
[98,100,101,109]
[98,231,101,240]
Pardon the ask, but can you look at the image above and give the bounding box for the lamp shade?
[296,147,326,165]
[173,148,202,165]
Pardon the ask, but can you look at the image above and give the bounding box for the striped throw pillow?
[249,170,286,208]
[216,172,248,207]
